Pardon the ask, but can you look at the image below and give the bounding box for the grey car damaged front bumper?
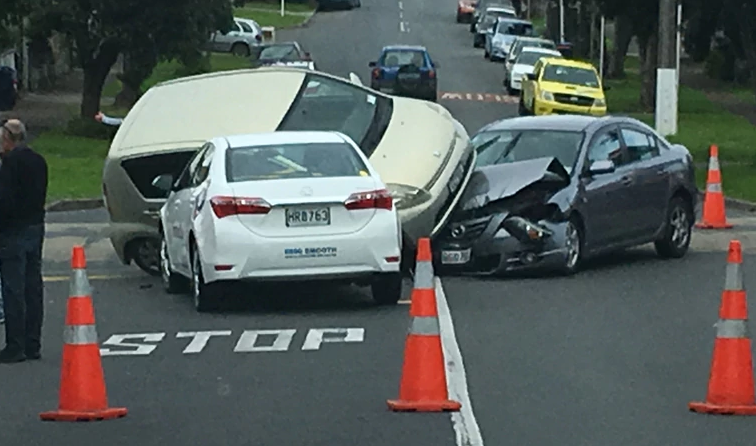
[434,212,570,274]
[433,156,574,275]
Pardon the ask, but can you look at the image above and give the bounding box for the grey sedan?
[434,115,697,275]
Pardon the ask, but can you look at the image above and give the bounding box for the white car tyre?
[191,243,221,313]
[371,273,403,305]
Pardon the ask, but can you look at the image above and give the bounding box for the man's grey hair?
[1,119,27,144]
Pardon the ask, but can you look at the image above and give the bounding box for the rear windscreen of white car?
[226,142,371,182]
[516,51,551,65]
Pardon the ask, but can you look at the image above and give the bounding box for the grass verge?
[604,57,756,201]
[33,132,109,202]
[234,3,315,28]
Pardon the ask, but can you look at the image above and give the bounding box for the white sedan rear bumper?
[197,218,402,284]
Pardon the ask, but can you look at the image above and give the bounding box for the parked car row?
[460,3,609,117]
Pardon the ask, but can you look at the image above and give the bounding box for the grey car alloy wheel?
[564,221,581,270]
[669,206,690,249]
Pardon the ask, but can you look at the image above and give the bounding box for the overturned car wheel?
[559,218,583,275]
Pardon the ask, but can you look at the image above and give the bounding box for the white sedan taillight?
[210,196,271,218]
[343,189,393,211]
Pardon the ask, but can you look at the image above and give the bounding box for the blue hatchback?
[368,45,438,102]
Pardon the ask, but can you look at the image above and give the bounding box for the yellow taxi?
[518,58,608,116]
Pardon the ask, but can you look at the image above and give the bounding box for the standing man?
[0,118,48,363]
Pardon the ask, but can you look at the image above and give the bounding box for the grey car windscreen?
[472,129,585,174]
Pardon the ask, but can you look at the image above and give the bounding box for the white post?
[599,15,605,79]
[675,2,682,91]
[280,0,285,16]
[558,0,565,43]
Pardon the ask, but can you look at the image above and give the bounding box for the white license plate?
[285,207,331,227]
[441,249,471,265]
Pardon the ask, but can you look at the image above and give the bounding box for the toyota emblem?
[451,225,466,239]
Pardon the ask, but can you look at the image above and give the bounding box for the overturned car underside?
[434,156,574,274]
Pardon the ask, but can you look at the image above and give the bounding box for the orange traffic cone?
[40,246,128,422]
[696,145,733,229]
[689,240,756,415]
[387,238,461,412]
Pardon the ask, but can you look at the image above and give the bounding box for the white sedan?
[506,47,563,95]
[153,131,403,312]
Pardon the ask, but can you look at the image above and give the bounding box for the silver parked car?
[207,18,262,57]
[434,115,697,275]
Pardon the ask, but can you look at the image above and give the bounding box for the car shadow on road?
[202,280,415,315]
[439,246,704,281]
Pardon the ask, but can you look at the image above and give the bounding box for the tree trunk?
[637,29,658,111]
[79,40,121,118]
[114,52,158,109]
[608,15,633,79]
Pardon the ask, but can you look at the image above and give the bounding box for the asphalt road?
[4,1,756,445]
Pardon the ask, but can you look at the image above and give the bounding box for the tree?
[113,0,233,108]
[30,0,233,118]
[597,0,663,110]
[729,0,756,98]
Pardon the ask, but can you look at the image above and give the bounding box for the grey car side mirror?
[152,174,175,192]
[588,160,615,175]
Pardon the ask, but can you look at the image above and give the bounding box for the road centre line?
[398,1,403,9]
[436,278,485,446]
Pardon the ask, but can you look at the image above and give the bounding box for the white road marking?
[400,21,406,32]
[100,333,166,356]
[436,278,485,446]
[301,328,364,350]
[398,1,403,9]
[177,330,232,354]
[234,329,296,352]
[399,11,403,19]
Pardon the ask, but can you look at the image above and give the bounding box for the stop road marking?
[99,328,365,357]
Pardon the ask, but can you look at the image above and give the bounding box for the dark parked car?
[317,0,361,10]
[434,115,697,275]
[251,41,316,70]
[369,45,438,102]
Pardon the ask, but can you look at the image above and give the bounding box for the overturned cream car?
[101,67,475,275]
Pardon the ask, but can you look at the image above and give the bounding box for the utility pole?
[655,0,678,136]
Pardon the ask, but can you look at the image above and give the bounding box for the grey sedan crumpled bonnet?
[459,156,570,211]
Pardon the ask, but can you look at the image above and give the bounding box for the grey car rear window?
[225,142,370,182]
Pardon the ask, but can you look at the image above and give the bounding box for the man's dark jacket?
[0,145,48,232]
